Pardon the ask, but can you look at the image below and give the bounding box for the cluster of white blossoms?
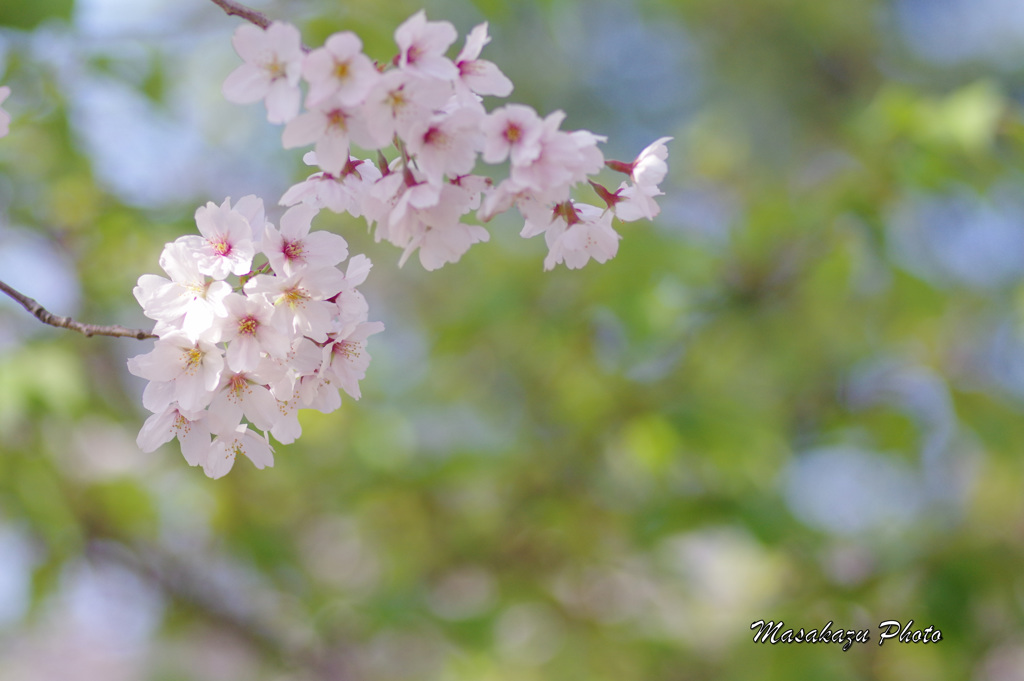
[222,11,672,271]
[127,196,382,478]
[125,9,672,477]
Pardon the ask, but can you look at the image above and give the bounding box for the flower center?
[237,315,260,336]
[172,412,192,435]
[266,56,286,80]
[334,340,360,359]
[228,373,250,402]
[326,109,348,132]
[423,126,445,147]
[386,88,408,113]
[210,237,232,256]
[333,60,350,80]
[281,285,309,308]
[283,239,305,263]
[182,347,204,373]
[504,123,522,144]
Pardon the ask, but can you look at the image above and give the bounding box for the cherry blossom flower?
[394,10,459,80]
[398,183,489,270]
[455,24,513,98]
[303,31,379,108]
[204,425,274,479]
[612,181,664,222]
[184,198,257,280]
[231,194,270,248]
[629,136,673,190]
[128,332,225,413]
[508,111,606,205]
[128,9,672,476]
[538,202,620,271]
[322,320,386,400]
[222,22,304,124]
[207,368,281,433]
[282,96,374,175]
[605,137,673,221]
[265,337,324,402]
[136,404,211,467]
[262,204,349,276]
[279,154,382,216]
[0,86,10,138]
[268,388,304,445]
[245,266,348,343]
[331,254,374,337]
[363,168,440,248]
[362,69,451,148]
[134,240,231,341]
[217,293,290,372]
[404,106,484,184]
[481,104,544,165]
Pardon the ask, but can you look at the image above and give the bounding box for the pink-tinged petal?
[178,423,212,467]
[416,20,457,57]
[128,344,182,382]
[243,386,280,431]
[395,10,459,79]
[461,60,513,97]
[243,432,275,469]
[222,65,268,104]
[615,183,662,222]
[137,409,176,453]
[282,111,324,149]
[344,253,373,286]
[181,302,217,341]
[265,78,301,124]
[226,335,260,373]
[457,23,490,62]
[176,376,212,413]
[303,48,335,86]
[412,56,459,81]
[311,382,343,413]
[265,22,304,63]
[278,177,318,207]
[231,23,270,62]
[325,31,363,59]
[304,266,348,299]
[203,441,236,479]
[142,380,176,413]
[270,400,302,444]
[280,203,317,240]
[632,136,673,186]
[394,10,427,51]
[260,323,292,359]
[294,300,336,342]
[233,194,267,240]
[304,230,349,266]
[202,351,225,393]
[315,132,352,176]
[133,274,170,307]
[208,390,244,434]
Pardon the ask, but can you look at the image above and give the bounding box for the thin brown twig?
[208,0,273,29]
[0,279,156,340]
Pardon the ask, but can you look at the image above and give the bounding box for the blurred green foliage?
[1,0,1024,680]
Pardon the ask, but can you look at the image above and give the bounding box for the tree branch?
[208,0,273,29]
[0,279,156,340]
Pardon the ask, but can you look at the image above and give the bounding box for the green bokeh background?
[1,0,1022,679]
